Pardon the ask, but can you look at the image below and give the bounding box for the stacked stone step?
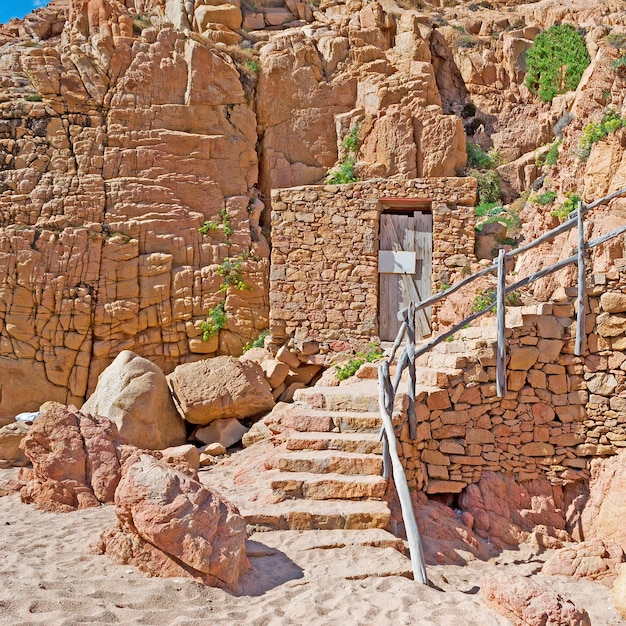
[245,381,401,531]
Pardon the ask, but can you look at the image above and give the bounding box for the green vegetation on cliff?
[525,24,590,102]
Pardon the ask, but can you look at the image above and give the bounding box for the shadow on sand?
[236,539,304,597]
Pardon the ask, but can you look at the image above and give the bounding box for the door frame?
[378,197,433,342]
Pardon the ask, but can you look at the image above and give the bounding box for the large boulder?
[82,351,186,450]
[20,403,123,512]
[168,356,275,425]
[0,420,32,468]
[93,452,249,591]
[482,572,591,626]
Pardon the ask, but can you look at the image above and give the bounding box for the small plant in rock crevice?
[536,190,557,206]
[471,288,520,313]
[201,302,227,341]
[327,123,361,185]
[335,343,384,381]
[217,256,250,293]
[199,207,233,244]
[551,193,583,221]
[578,109,626,160]
[242,329,270,352]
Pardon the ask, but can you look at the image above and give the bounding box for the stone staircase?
[224,324,500,533]
[240,381,392,531]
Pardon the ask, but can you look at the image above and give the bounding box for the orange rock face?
[0,0,268,414]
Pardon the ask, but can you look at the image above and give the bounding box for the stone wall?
[392,263,626,494]
[269,177,477,350]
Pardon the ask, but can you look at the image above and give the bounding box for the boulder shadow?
[236,539,304,597]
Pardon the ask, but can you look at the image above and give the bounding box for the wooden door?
[378,211,433,341]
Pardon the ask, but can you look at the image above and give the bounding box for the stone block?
[466,428,495,444]
[520,442,555,456]
[537,339,564,363]
[426,464,449,480]
[427,389,452,410]
[600,292,626,313]
[537,315,564,339]
[509,346,539,371]
[426,479,466,494]
[421,449,450,466]
[555,405,584,423]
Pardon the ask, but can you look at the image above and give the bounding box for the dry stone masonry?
[270,177,477,350]
[389,267,626,495]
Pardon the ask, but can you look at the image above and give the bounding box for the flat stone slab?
[271,472,387,500]
[286,432,383,454]
[248,528,407,554]
[278,450,383,475]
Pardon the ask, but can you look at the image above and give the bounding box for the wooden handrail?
[379,186,626,586]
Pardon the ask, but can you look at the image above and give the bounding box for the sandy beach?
[1,464,623,626]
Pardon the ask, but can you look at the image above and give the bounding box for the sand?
[0,463,624,626]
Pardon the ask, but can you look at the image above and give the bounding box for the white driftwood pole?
[496,249,507,398]
[575,201,586,356]
[378,362,428,585]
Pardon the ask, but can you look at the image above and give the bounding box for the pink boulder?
[542,540,624,585]
[94,452,249,591]
[482,572,591,626]
[580,451,626,552]
[20,403,123,512]
[459,471,570,549]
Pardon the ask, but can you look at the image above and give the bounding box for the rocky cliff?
[0,0,624,415]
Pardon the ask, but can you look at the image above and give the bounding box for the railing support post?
[496,248,507,398]
[378,362,428,585]
[407,302,417,440]
[576,201,586,356]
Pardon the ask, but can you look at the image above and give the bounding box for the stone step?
[277,450,383,475]
[241,498,391,531]
[271,404,381,433]
[356,362,462,388]
[247,528,407,555]
[286,431,383,454]
[271,472,387,500]
[294,381,382,412]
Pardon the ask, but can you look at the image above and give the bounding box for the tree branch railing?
[378,185,626,585]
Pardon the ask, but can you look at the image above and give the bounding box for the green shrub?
[24,94,42,102]
[579,109,626,160]
[327,156,358,184]
[199,207,232,240]
[551,193,582,221]
[525,24,590,102]
[543,138,562,166]
[201,303,227,341]
[335,344,384,381]
[466,142,498,169]
[199,220,219,234]
[537,190,557,205]
[475,204,522,235]
[612,55,626,75]
[606,33,626,50]
[472,169,501,205]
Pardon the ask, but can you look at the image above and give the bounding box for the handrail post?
[575,201,586,356]
[407,302,417,440]
[378,363,428,584]
[496,248,507,398]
